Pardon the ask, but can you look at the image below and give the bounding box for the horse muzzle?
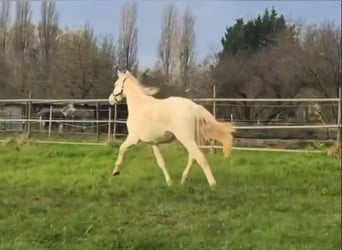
[108,94,117,105]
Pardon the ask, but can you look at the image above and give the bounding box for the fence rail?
[0,96,341,152]
[0,97,340,103]
[0,118,339,129]
[0,119,127,124]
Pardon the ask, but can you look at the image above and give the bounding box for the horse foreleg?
[112,135,139,176]
[58,124,63,133]
[181,154,194,185]
[152,145,172,186]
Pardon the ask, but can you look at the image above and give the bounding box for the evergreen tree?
[220,7,294,58]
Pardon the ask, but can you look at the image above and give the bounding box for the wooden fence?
[0,92,341,152]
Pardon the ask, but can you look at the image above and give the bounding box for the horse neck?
[124,80,149,108]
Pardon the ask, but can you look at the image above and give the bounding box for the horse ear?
[117,70,123,77]
[143,86,159,96]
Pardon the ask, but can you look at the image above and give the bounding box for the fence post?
[26,91,32,138]
[96,102,100,142]
[48,105,53,137]
[113,103,117,139]
[9,111,12,130]
[210,81,217,155]
[107,106,112,141]
[25,100,28,133]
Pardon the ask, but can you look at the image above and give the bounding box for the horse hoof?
[112,171,120,176]
[166,180,173,187]
[209,182,217,190]
[181,176,187,185]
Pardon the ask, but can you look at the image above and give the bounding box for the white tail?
[195,105,235,157]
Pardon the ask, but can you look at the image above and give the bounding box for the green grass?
[0,141,340,250]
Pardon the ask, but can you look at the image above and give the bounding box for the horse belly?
[140,130,175,144]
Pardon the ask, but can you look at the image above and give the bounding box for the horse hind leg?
[112,135,139,176]
[181,154,194,185]
[152,145,172,186]
[177,136,216,188]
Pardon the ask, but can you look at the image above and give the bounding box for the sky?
[15,0,342,69]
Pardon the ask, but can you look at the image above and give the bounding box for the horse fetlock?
[166,178,173,187]
[209,181,217,189]
[181,175,188,184]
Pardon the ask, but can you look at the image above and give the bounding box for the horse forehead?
[116,76,128,86]
[114,77,123,86]
[114,80,121,87]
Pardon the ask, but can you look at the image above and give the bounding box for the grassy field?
[0,141,340,250]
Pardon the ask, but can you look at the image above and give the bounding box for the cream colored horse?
[108,70,235,188]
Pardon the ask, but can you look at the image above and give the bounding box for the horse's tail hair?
[195,105,236,157]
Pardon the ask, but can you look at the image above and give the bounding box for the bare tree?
[157,4,178,83]
[77,24,98,98]
[189,55,217,98]
[0,0,10,57]
[213,32,306,123]
[64,24,98,98]
[0,0,11,95]
[298,21,341,123]
[92,34,117,98]
[37,0,59,97]
[56,25,116,98]
[117,2,138,72]
[177,7,196,90]
[13,0,32,59]
[38,0,59,70]
[12,0,35,97]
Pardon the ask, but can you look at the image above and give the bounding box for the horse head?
[61,103,76,118]
[108,70,159,105]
